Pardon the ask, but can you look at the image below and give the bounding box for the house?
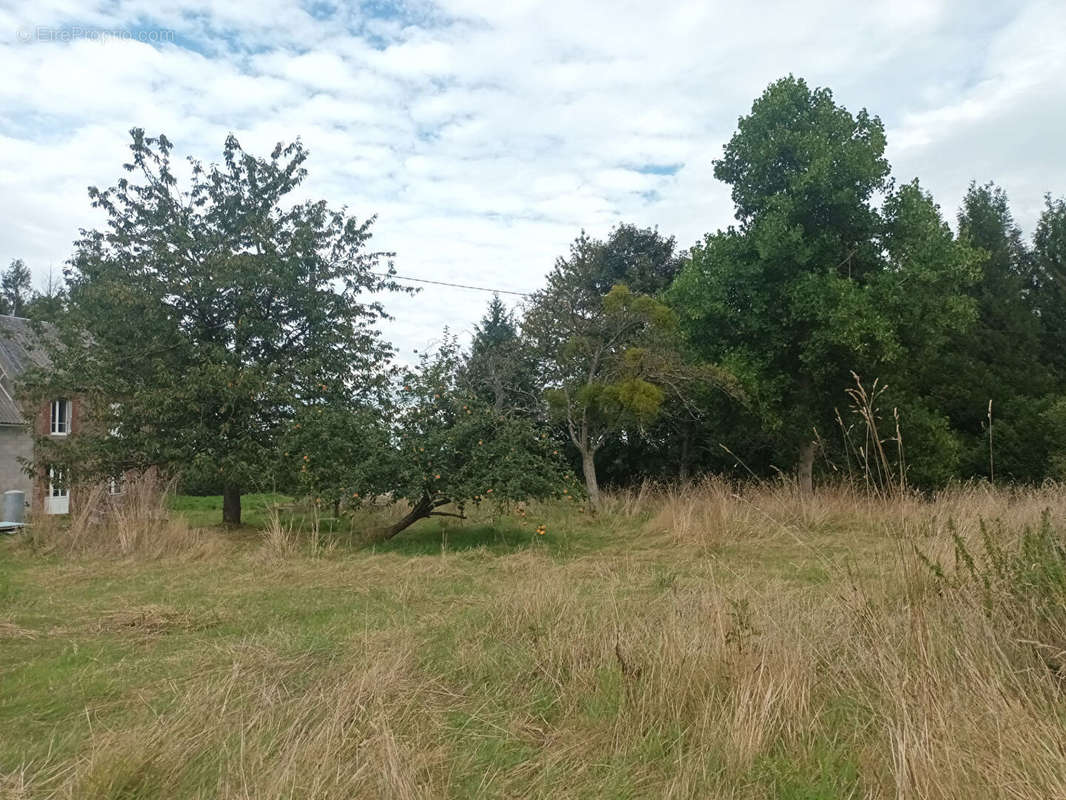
[0,314,79,515]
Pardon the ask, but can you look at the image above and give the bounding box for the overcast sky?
[1,0,1064,357]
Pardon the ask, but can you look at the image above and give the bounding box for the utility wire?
[373,271,530,297]
[10,271,531,369]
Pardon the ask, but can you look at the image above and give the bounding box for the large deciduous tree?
[586,223,682,296]
[525,230,687,508]
[670,76,978,492]
[25,129,400,524]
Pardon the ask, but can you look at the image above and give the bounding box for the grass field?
[2,481,1066,798]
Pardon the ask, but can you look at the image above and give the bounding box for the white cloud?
[1,0,1064,359]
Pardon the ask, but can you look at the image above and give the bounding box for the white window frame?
[0,363,11,401]
[108,476,124,496]
[50,398,71,436]
[108,402,123,438]
[48,467,69,498]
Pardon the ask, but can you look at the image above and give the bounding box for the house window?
[48,467,68,498]
[108,476,123,496]
[109,402,121,438]
[50,399,71,435]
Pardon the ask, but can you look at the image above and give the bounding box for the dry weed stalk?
[840,371,907,498]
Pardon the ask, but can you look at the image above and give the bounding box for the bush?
[919,510,1066,647]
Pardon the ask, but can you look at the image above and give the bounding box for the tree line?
[0,259,32,316]
[16,76,1066,528]
[0,259,65,319]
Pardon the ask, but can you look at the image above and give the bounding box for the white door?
[45,468,69,515]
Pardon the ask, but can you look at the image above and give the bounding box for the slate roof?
[0,315,53,425]
[0,392,20,426]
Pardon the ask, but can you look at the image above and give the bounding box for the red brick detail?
[31,397,83,515]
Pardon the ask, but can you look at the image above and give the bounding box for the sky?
[1,0,1064,358]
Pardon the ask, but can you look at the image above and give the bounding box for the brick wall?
[30,397,82,515]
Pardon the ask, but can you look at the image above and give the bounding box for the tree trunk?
[222,483,241,525]
[382,494,435,539]
[493,375,506,414]
[679,427,692,482]
[797,440,816,496]
[581,448,601,511]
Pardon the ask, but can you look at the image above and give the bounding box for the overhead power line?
[373,272,530,297]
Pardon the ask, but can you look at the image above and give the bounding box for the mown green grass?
[167,492,291,529]
[166,493,617,557]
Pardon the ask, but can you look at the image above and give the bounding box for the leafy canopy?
[1,259,32,317]
[526,226,692,504]
[381,334,578,534]
[464,294,536,414]
[670,76,978,482]
[24,129,401,523]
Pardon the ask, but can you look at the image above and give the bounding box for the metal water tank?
[3,490,26,525]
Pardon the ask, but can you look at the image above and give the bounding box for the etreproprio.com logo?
[16,26,176,44]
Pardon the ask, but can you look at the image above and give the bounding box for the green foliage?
[715,75,888,231]
[526,229,692,503]
[283,400,393,511]
[392,334,579,523]
[558,376,664,430]
[12,77,1066,503]
[904,182,1051,482]
[610,377,665,422]
[920,513,1066,640]
[21,129,401,523]
[1044,397,1066,480]
[878,180,981,359]
[889,398,960,489]
[1034,195,1066,378]
[670,76,978,484]
[0,259,32,317]
[464,294,536,413]
[21,269,67,321]
[586,223,682,296]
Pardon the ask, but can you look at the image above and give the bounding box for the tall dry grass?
[632,475,1066,549]
[21,471,220,559]
[5,480,1066,798]
[636,479,1066,797]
